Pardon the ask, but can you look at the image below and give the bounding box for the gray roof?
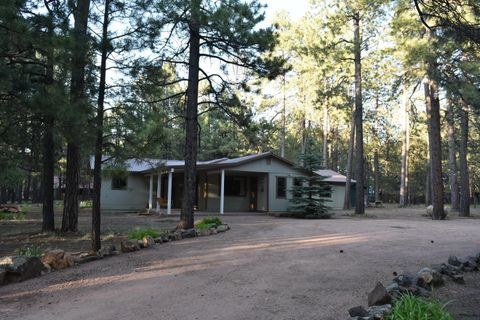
[314,169,356,184]
[92,152,295,173]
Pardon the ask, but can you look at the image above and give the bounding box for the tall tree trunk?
[0,187,7,204]
[322,107,328,167]
[446,98,459,211]
[374,152,379,203]
[343,109,355,210]
[399,86,410,207]
[459,99,470,217]
[353,12,365,215]
[62,0,91,232]
[424,73,445,220]
[24,173,31,202]
[91,0,110,251]
[42,16,55,232]
[180,0,200,230]
[42,116,55,231]
[281,74,286,158]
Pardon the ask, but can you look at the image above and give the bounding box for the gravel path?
[1,210,480,320]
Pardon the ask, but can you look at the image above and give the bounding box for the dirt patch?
[435,272,480,319]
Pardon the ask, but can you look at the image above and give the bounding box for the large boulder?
[120,240,140,253]
[97,244,117,257]
[0,256,45,285]
[367,282,392,306]
[216,224,230,233]
[41,250,74,270]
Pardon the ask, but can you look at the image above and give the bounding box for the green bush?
[195,216,222,230]
[16,245,42,257]
[80,200,92,208]
[0,211,25,220]
[128,227,159,240]
[388,293,453,320]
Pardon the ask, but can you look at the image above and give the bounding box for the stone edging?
[348,252,480,320]
[0,223,230,286]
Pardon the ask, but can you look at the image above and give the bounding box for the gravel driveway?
[1,211,480,320]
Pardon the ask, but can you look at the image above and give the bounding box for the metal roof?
[314,169,356,184]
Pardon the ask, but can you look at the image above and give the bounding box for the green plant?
[16,245,42,257]
[388,293,453,320]
[80,200,92,208]
[195,216,222,230]
[0,211,25,220]
[128,227,159,240]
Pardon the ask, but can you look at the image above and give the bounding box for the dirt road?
[1,212,480,320]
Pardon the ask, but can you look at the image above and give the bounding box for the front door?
[249,177,258,211]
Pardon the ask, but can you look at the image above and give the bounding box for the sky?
[261,0,310,22]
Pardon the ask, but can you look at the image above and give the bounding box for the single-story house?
[95,152,356,213]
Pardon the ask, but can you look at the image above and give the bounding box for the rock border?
[0,223,230,286]
[348,252,480,320]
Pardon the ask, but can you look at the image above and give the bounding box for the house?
[96,152,356,213]
[314,169,356,209]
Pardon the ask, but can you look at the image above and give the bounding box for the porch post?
[220,169,225,214]
[148,174,153,210]
[167,168,173,215]
[156,173,162,213]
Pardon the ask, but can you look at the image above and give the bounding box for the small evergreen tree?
[288,150,332,219]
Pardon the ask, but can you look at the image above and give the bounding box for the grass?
[388,293,453,320]
[195,216,223,230]
[80,200,92,209]
[128,227,160,240]
[0,211,25,220]
[16,245,42,257]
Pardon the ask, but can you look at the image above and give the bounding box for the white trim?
[167,169,173,215]
[148,175,153,210]
[156,173,161,213]
[220,169,225,214]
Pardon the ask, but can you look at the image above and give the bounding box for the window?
[276,177,286,198]
[223,176,247,197]
[293,177,302,198]
[111,176,127,190]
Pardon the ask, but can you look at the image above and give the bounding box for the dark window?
[293,177,302,198]
[276,177,286,198]
[111,176,127,190]
[223,176,247,197]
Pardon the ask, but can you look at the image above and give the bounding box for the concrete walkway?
[1,213,480,320]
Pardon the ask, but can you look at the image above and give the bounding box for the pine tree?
[288,148,332,219]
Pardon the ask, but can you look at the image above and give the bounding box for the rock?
[162,236,170,242]
[181,229,196,238]
[451,274,465,284]
[216,224,230,232]
[385,282,400,294]
[97,244,116,257]
[393,273,416,287]
[448,255,461,267]
[41,250,74,270]
[210,228,218,235]
[367,304,392,319]
[120,240,140,253]
[433,263,461,276]
[426,205,433,216]
[41,263,52,275]
[141,236,155,248]
[0,256,45,284]
[462,256,478,270]
[154,237,163,244]
[168,232,182,241]
[348,306,369,317]
[196,228,212,236]
[368,282,391,307]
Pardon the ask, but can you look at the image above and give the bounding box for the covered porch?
[145,169,268,215]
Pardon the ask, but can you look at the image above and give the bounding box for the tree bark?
[322,107,328,168]
[446,98,459,211]
[353,12,365,215]
[343,108,355,210]
[180,0,200,230]
[42,116,55,231]
[399,87,410,207]
[91,0,110,251]
[24,172,31,202]
[459,98,470,217]
[424,74,445,220]
[62,0,91,232]
[374,152,379,203]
